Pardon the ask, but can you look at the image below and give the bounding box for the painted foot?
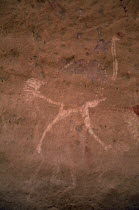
[36,144,41,154]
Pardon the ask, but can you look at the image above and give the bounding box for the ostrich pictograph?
[23,36,120,198]
[23,36,119,154]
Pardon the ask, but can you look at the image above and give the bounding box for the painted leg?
[82,107,112,150]
[36,112,62,153]
[36,108,75,153]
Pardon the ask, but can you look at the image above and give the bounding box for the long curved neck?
[111,36,119,81]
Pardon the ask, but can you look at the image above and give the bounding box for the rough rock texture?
[0,0,139,209]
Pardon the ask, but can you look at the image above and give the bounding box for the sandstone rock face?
[0,0,139,209]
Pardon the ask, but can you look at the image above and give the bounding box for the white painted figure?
[23,36,120,196]
[23,36,119,153]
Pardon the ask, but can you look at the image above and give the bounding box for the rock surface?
[0,0,139,209]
